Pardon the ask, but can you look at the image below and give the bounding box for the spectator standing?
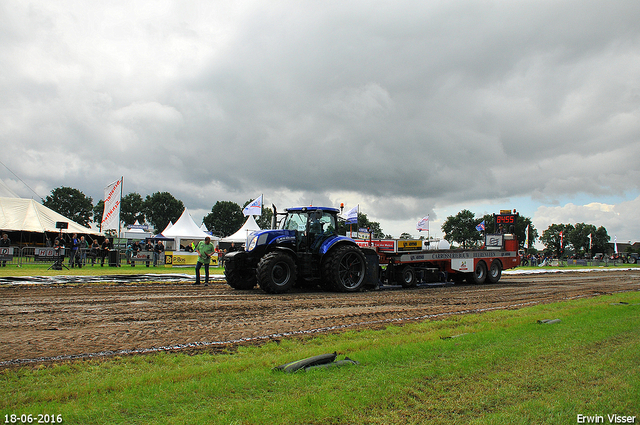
[79,236,89,266]
[100,238,111,266]
[153,240,164,267]
[68,234,79,268]
[194,237,215,286]
[131,241,141,267]
[90,239,100,266]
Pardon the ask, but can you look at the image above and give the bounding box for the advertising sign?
[164,252,218,267]
[397,240,422,251]
[485,234,504,250]
[0,246,14,261]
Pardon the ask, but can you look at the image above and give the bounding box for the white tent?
[0,197,102,236]
[161,208,219,249]
[122,220,153,240]
[221,215,262,243]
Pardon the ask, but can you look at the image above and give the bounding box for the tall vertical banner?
[102,178,123,232]
[524,225,529,248]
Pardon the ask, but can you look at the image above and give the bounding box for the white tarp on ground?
[0,197,102,235]
[221,215,262,243]
[161,208,219,249]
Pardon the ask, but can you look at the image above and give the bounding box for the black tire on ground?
[395,265,417,287]
[224,268,257,290]
[487,259,502,284]
[257,251,297,294]
[466,261,487,285]
[322,245,367,292]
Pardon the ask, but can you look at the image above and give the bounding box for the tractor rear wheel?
[322,245,366,292]
[225,268,257,290]
[257,251,297,294]
[466,261,487,284]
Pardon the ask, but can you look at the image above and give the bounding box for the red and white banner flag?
[101,178,122,231]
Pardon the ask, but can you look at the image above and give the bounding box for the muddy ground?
[1,270,639,367]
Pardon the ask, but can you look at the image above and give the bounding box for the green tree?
[121,192,146,226]
[541,223,574,257]
[592,226,610,255]
[568,223,597,257]
[442,209,481,249]
[338,212,385,238]
[399,232,412,239]
[93,200,104,230]
[143,192,184,234]
[43,186,93,227]
[203,201,244,237]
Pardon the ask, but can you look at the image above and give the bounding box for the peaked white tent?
[221,215,262,243]
[161,208,219,249]
[0,197,102,236]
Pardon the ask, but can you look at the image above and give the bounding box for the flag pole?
[117,177,123,239]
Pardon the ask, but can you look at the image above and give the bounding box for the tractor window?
[318,212,336,233]
[282,212,308,232]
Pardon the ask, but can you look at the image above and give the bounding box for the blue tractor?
[224,206,376,293]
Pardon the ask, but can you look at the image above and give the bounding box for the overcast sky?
[1,0,639,244]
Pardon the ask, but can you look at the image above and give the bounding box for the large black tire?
[487,260,502,284]
[322,245,367,292]
[466,261,487,284]
[224,268,257,290]
[395,265,417,287]
[257,251,297,294]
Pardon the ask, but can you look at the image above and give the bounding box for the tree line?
[42,186,388,239]
[441,209,614,257]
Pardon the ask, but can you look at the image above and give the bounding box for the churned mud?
[1,270,638,366]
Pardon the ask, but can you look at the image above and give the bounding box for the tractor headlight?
[247,236,258,251]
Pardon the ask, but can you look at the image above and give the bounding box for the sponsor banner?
[102,178,122,231]
[354,239,396,252]
[34,247,65,261]
[164,252,218,267]
[485,234,504,249]
[399,250,517,263]
[451,259,472,272]
[130,251,153,263]
[0,246,14,261]
[397,240,422,252]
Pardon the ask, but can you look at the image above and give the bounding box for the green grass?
[1,292,639,424]
[0,263,221,278]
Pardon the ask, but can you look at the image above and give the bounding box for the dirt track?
[1,270,639,366]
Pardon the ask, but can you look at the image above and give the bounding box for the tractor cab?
[281,207,338,253]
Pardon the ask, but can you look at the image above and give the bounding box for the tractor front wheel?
[257,251,297,294]
[322,245,366,292]
[225,268,257,290]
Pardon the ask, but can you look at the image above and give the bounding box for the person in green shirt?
[194,237,215,286]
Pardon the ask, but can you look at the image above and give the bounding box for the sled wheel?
[396,265,417,287]
[466,261,487,284]
[487,260,502,284]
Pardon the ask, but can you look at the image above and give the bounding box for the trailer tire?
[396,265,417,287]
[322,245,366,292]
[466,261,487,284]
[487,260,502,283]
[257,251,297,294]
[225,268,257,290]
